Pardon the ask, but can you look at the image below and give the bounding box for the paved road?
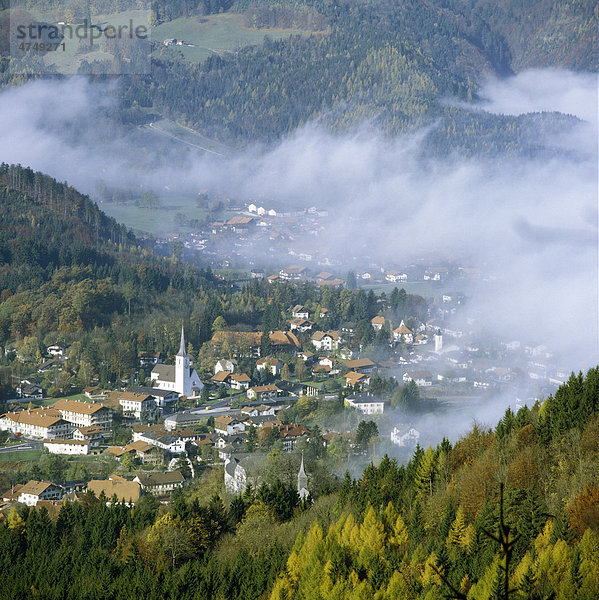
[0,441,41,453]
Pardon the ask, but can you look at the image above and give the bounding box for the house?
[390,425,420,447]
[151,327,203,398]
[424,267,448,281]
[319,308,329,319]
[267,275,279,284]
[52,398,112,430]
[371,316,385,330]
[224,457,251,494]
[83,387,107,400]
[129,386,179,414]
[290,318,313,332]
[226,216,255,232]
[345,393,384,415]
[403,370,433,386]
[311,331,341,351]
[279,424,310,452]
[211,371,232,385]
[297,350,315,364]
[214,359,237,374]
[18,480,63,506]
[256,358,283,376]
[0,409,71,439]
[211,330,300,357]
[312,364,331,376]
[393,321,414,344]
[291,305,309,320]
[16,383,43,399]
[246,385,281,401]
[134,431,187,455]
[37,358,63,373]
[385,270,408,283]
[134,471,185,495]
[279,265,306,281]
[47,344,66,357]
[215,433,248,459]
[87,475,141,505]
[43,438,90,455]
[241,403,277,417]
[343,358,377,374]
[344,371,371,390]
[110,392,155,420]
[138,351,161,368]
[229,373,251,391]
[72,425,107,446]
[341,322,356,335]
[214,415,246,435]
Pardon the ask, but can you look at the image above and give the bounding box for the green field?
[38,10,151,75]
[153,13,309,63]
[0,449,43,463]
[100,190,208,235]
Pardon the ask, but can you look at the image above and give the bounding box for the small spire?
[299,452,306,478]
[177,325,186,357]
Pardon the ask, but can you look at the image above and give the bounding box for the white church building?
[151,327,203,398]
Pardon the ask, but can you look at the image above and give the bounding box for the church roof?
[152,364,176,382]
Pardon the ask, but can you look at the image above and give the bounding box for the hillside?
[115,0,596,148]
[0,368,597,599]
[0,163,216,361]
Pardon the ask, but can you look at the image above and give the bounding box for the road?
[145,122,226,156]
[0,441,41,453]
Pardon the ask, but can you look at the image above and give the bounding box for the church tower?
[297,453,309,501]
[175,325,190,396]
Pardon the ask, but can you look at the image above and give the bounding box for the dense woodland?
[117,0,594,151]
[1,0,596,154]
[0,368,597,599]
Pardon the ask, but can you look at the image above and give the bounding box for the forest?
[1,0,595,154]
[0,368,597,599]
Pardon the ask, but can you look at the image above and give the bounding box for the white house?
[311,331,341,351]
[52,398,113,430]
[18,480,63,506]
[403,370,433,386]
[371,316,385,330]
[44,438,91,455]
[390,425,420,447]
[151,327,203,397]
[0,410,71,439]
[134,471,185,495]
[344,393,384,415]
[114,392,155,420]
[393,321,413,344]
[214,359,237,374]
[47,344,66,357]
[385,271,407,283]
[224,457,248,494]
[256,358,283,376]
[292,305,310,320]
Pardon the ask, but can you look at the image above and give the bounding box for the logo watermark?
[8,1,151,75]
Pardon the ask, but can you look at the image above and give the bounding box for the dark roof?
[225,458,239,477]
[136,471,185,486]
[151,364,175,382]
[130,386,176,398]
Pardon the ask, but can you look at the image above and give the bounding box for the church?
[151,327,203,398]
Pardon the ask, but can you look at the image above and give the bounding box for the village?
[0,281,568,515]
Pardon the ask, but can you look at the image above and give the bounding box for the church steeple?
[177,325,187,357]
[298,453,309,500]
